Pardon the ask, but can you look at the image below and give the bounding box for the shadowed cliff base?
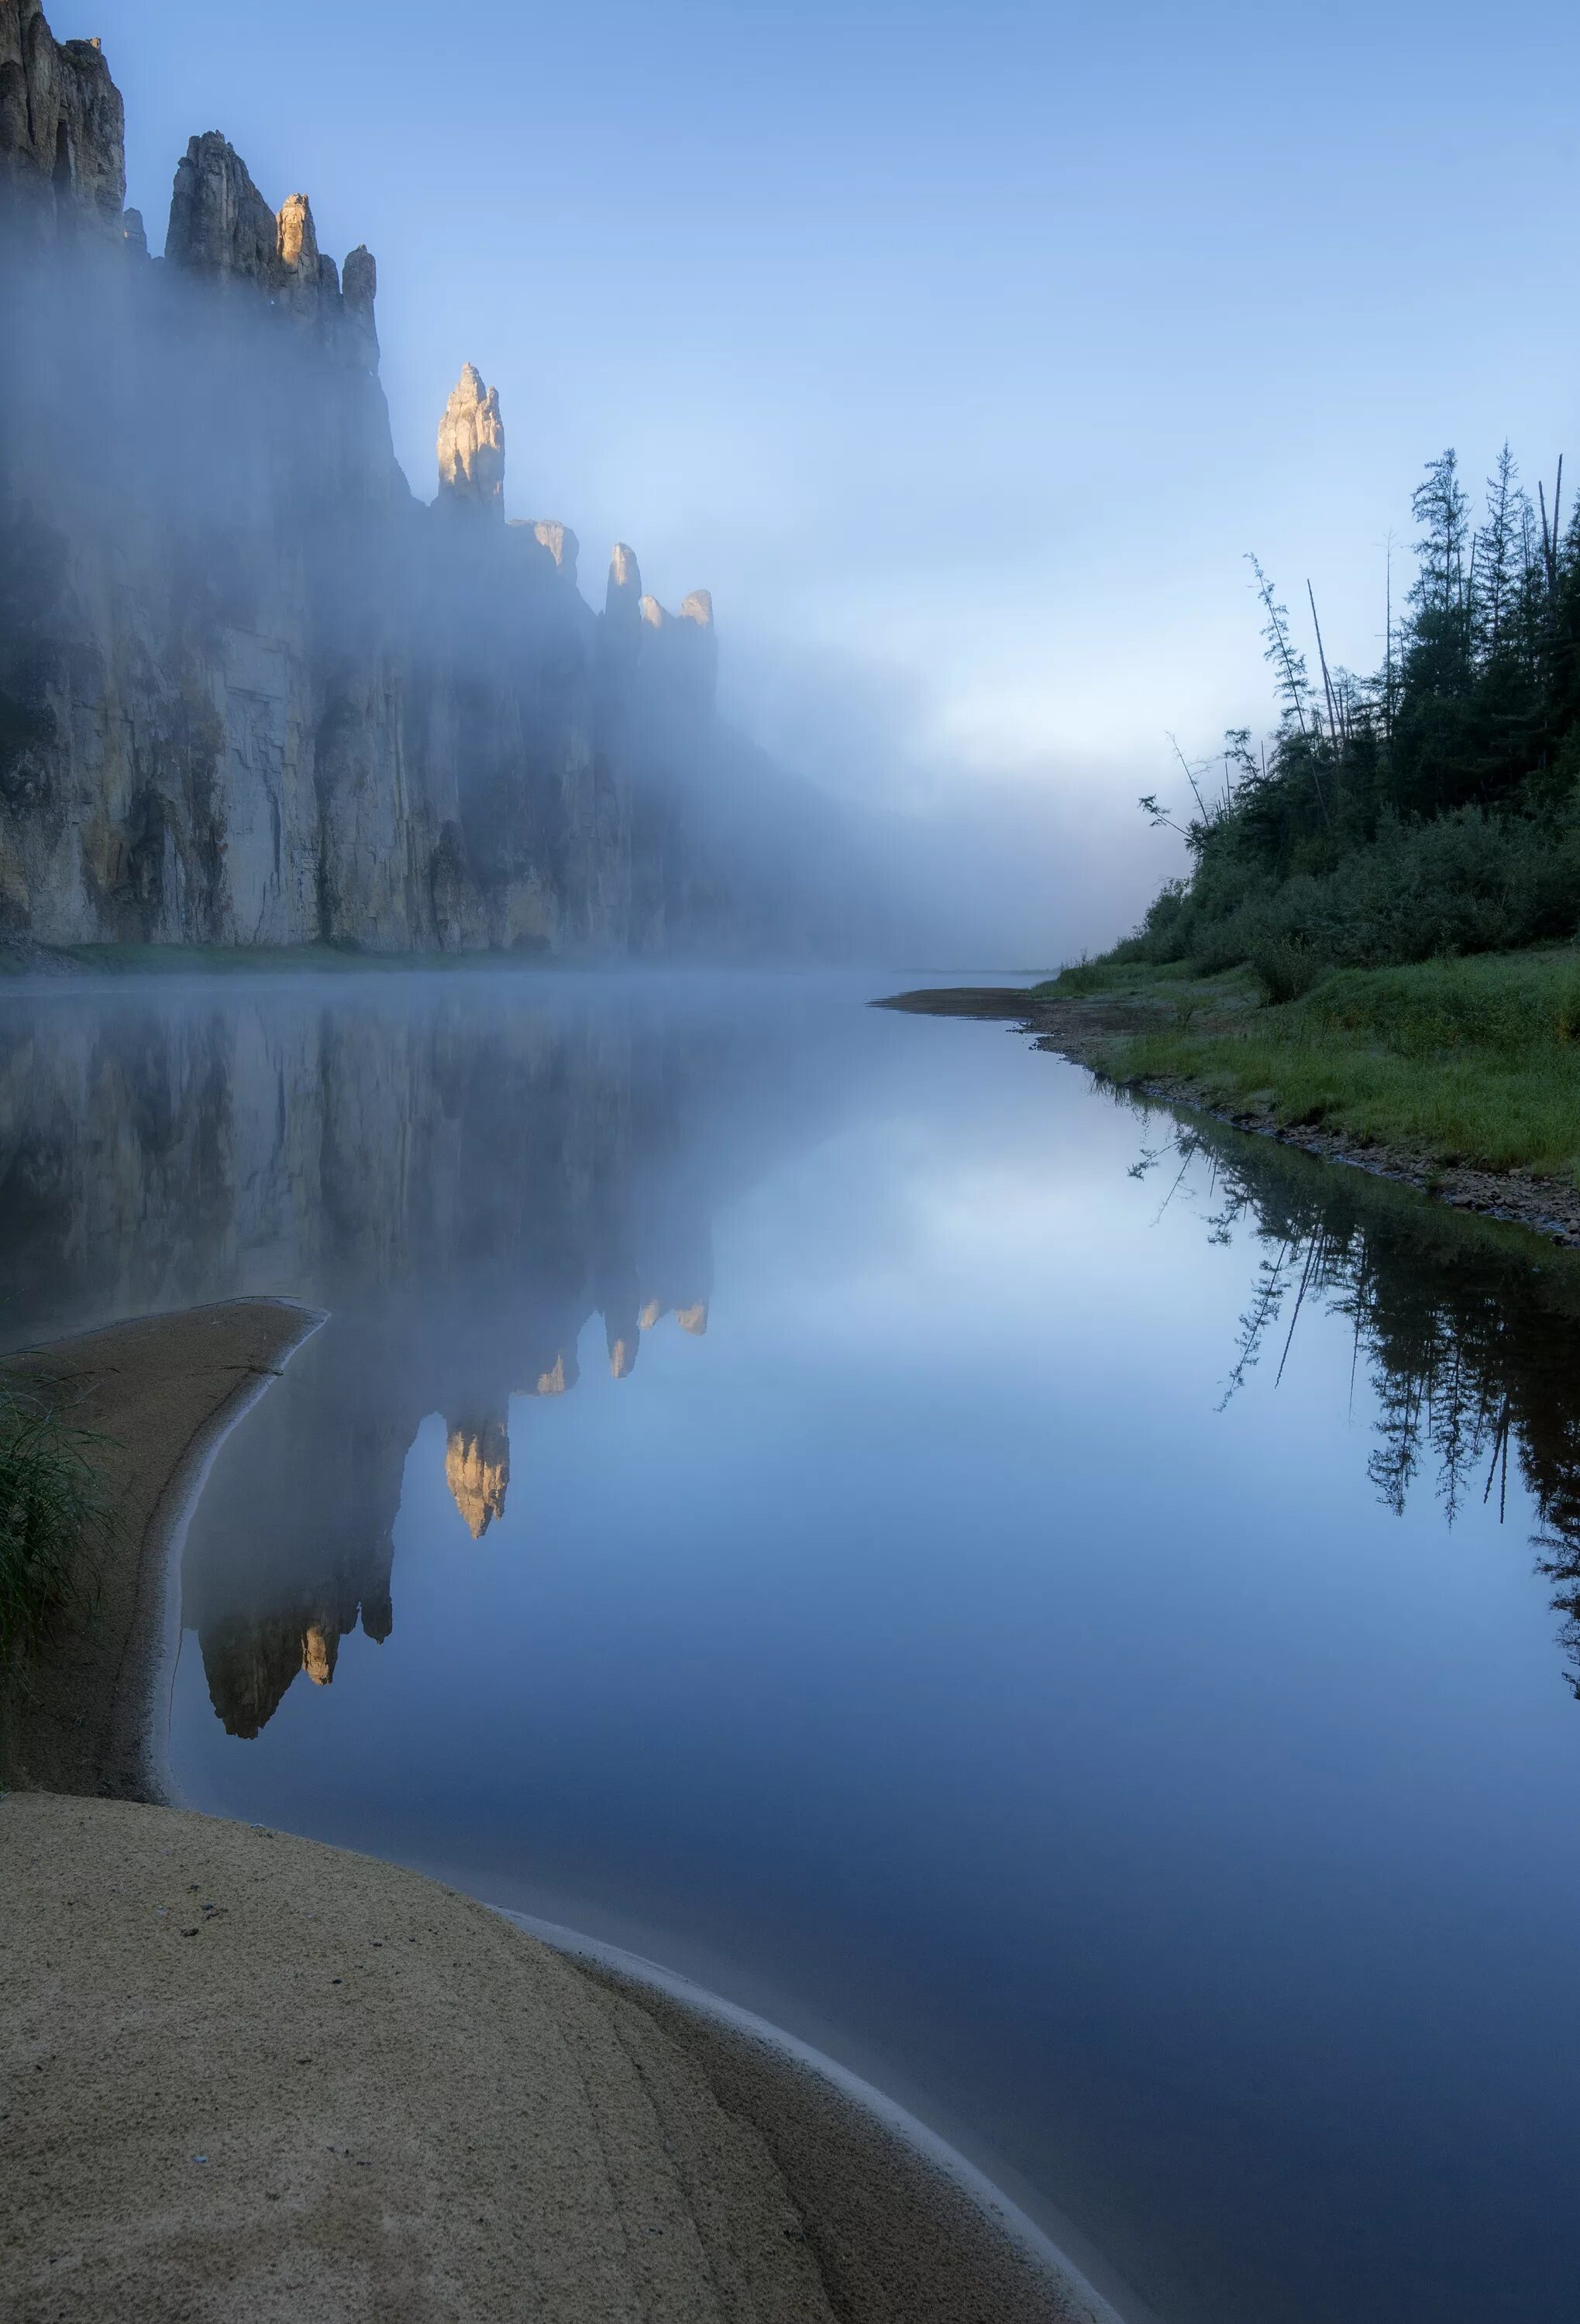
[0,1300,1124,2324]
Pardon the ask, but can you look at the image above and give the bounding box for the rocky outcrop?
[446,1415,511,1538]
[166,129,280,282]
[0,5,879,961]
[0,2,122,236]
[436,363,506,514]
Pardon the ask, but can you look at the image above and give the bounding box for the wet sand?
[0,1305,1124,2324]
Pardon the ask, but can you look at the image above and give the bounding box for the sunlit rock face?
[0,4,881,963]
[301,1624,336,1686]
[445,1415,511,1539]
[527,519,578,583]
[436,363,505,514]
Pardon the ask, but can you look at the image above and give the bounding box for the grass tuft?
[0,1388,110,1671]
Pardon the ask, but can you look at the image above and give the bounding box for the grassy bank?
[1038,948,1580,1184]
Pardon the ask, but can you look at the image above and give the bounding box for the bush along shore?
[0,1387,108,1694]
[883,440,1580,1235]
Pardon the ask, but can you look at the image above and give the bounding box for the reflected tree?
[1124,1098,1580,1699]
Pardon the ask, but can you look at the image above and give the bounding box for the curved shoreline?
[0,1299,325,1800]
[1,1301,1135,2324]
[504,1910,1146,2324]
[873,983,1580,1248]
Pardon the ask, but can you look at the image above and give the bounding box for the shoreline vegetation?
[876,949,1580,1247]
[881,435,1580,1239]
[0,1388,108,1675]
[0,1305,1120,2324]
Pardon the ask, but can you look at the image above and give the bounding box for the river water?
[3,970,1578,2324]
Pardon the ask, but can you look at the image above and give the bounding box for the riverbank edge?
[873,985,1580,1248]
[0,1301,1125,2324]
[0,1299,326,1798]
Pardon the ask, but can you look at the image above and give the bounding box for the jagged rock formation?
[0,5,868,956]
[446,1415,511,1538]
[437,363,506,514]
[0,4,122,236]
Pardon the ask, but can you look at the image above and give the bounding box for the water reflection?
[0,979,828,1738]
[1125,1099,1580,1698]
[6,982,1580,2321]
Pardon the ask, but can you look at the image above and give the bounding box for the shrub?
[0,1388,108,1671]
[1250,937,1326,1003]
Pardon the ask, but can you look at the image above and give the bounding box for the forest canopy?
[1118,445,1580,995]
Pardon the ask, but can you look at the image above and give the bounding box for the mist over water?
[5,971,1580,2324]
[11,9,1580,2324]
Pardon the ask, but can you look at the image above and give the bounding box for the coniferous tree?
[1117,428,1580,978]
[1473,445,1525,661]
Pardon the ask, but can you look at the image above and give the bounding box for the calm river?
[3,970,1578,2324]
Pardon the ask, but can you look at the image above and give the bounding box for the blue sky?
[83,0,1580,937]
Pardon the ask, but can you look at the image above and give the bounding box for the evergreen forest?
[1118,445,1580,995]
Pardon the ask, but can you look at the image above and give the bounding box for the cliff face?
[0,4,774,955]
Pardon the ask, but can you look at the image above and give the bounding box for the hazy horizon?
[80,0,1580,955]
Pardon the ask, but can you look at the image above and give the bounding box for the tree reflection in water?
[1124,1096,1580,1698]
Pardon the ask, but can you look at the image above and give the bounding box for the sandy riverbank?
[0,1305,1124,2324]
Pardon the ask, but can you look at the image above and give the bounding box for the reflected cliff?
[1122,1098,1580,1697]
[0,975,838,1736]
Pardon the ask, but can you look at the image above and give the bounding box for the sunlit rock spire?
[605,542,641,622]
[445,1415,510,1538]
[530,1350,578,1397]
[301,1624,336,1686]
[634,585,718,716]
[274,189,322,318]
[436,362,505,515]
[530,520,578,582]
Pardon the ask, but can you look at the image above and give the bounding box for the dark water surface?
[4,971,1579,2324]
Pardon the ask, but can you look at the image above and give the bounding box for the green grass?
[1099,949,1580,1181]
[1032,957,1197,999]
[0,1390,109,1671]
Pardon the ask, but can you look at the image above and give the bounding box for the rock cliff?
[0,4,849,955]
